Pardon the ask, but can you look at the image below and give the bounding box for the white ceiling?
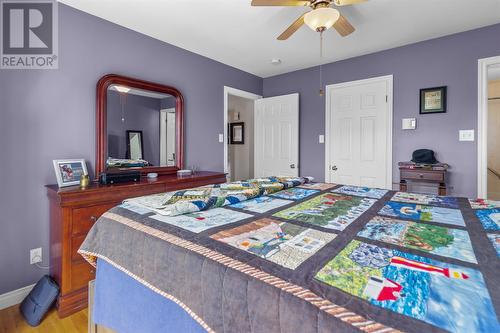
[59,0,500,78]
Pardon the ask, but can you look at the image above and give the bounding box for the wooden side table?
[399,167,447,195]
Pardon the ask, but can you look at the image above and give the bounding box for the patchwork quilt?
[123,176,311,216]
[80,184,500,333]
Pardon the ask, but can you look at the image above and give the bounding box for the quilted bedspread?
[79,181,500,333]
[122,176,312,216]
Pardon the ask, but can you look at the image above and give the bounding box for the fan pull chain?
[319,63,323,96]
[120,93,126,122]
[319,30,324,96]
[320,30,323,58]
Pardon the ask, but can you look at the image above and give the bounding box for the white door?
[326,76,392,188]
[166,112,176,166]
[160,108,176,166]
[254,93,299,178]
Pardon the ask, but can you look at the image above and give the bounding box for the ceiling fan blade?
[333,14,355,36]
[251,0,309,6]
[277,13,306,40]
[332,0,367,6]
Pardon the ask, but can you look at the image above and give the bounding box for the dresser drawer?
[71,234,87,262]
[401,170,444,182]
[72,204,116,236]
[71,260,95,291]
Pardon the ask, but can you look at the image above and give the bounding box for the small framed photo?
[53,159,88,187]
[230,122,245,144]
[420,86,447,114]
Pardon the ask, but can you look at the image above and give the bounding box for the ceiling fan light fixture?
[304,7,340,31]
[114,85,131,93]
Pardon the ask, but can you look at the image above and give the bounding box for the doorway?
[325,75,393,189]
[478,56,500,199]
[223,87,300,181]
[227,95,255,181]
[224,87,261,181]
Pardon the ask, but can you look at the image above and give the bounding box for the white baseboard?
[0,284,36,310]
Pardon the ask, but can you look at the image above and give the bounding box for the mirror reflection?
[106,85,177,169]
[127,130,144,160]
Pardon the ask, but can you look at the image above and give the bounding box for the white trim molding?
[0,284,35,310]
[478,56,500,199]
[325,75,394,189]
[223,86,261,177]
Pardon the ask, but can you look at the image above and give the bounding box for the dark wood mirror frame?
[96,74,184,177]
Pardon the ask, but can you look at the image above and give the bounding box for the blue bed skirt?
[93,258,206,333]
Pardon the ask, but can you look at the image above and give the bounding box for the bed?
[79,177,500,333]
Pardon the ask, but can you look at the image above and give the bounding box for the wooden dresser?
[47,171,226,318]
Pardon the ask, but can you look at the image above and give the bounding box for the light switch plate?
[402,118,416,130]
[319,135,325,144]
[218,133,224,143]
[459,130,474,142]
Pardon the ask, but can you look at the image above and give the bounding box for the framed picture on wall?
[52,159,88,187]
[230,122,245,144]
[420,86,447,114]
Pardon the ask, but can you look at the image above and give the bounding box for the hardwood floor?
[0,306,87,333]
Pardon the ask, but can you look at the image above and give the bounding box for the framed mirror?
[96,74,184,177]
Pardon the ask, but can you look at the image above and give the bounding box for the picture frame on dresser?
[52,159,88,188]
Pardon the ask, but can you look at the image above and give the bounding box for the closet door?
[326,77,392,188]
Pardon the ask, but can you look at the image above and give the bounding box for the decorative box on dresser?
[47,171,226,318]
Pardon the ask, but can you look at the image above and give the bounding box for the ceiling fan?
[251,0,366,40]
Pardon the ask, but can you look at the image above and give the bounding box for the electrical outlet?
[218,133,224,143]
[30,247,42,265]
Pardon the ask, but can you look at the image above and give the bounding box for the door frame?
[477,55,500,198]
[223,86,261,176]
[324,75,393,189]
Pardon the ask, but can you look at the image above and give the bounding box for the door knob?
[331,165,338,171]
[290,164,296,169]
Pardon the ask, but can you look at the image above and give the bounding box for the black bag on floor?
[20,275,59,326]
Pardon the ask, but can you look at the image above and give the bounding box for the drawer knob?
[419,174,424,178]
[90,216,97,222]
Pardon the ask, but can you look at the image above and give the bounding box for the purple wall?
[107,90,161,166]
[263,23,500,198]
[1,2,499,296]
[0,4,261,294]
